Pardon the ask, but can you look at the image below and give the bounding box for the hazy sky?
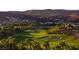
[0,0,79,11]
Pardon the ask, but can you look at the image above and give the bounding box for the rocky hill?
[0,9,79,25]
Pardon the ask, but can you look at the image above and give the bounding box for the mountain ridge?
[0,9,79,25]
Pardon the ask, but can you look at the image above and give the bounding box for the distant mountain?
[24,9,79,17]
[0,9,79,25]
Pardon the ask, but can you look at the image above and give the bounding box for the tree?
[33,42,42,50]
[0,37,16,50]
[43,41,50,50]
[59,42,66,47]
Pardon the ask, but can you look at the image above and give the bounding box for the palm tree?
[43,41,50,50]
[0,37,16,50]
[22,39,32,50]
[33,42,42,50]
[59,42,66,47]
[0,39,6,49]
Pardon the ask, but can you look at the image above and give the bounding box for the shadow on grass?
[11,30,32,42]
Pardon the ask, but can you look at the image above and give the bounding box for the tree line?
[0,38,78,50]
